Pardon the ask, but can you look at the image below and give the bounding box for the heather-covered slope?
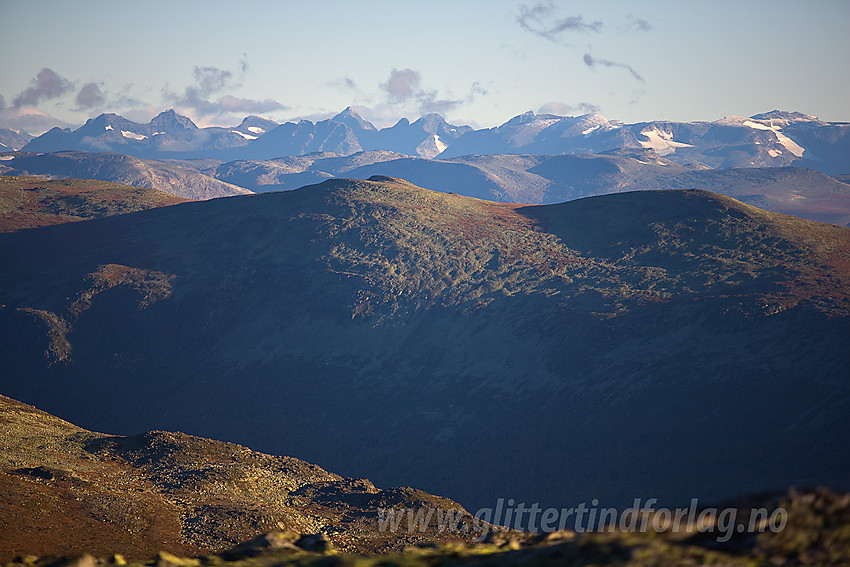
[0,176,191,232]
[0,394,476,561]
[1,177,848,513]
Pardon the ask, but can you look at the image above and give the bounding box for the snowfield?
[743,120,805,157]
[121,130,147,141]
[638,128,695,156]
[232,130,258,140]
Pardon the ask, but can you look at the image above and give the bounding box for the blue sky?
[1,0,848,133]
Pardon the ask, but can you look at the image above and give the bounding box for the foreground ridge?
[4,489,850,566]
[0,394,479,560]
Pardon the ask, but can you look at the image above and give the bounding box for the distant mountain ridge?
[0,151,251,199]
[19,108,849,174]
[23,110,271,158]
[202,149,850,226]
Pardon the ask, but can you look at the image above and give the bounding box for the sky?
[1,0,848,134]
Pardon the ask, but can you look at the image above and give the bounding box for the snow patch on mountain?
[416,134,449,159]
[232,130,258,140]
[121,130,147,141]
[742,120,805,157]
[105,125,113,131]
[247,126,266,135]
[638,128,694,156]
[433,134,448,154]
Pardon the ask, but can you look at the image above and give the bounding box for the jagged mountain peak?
[83,113,136,129]
[237,115,278,129]
[412,113,448,126]
[149,109,198,131]
[750,110,819,123]
[233,115,279,138]
[333,106,376,131]
[504,110,547,126]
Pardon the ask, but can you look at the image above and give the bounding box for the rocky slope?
[1,177,848,515]
[0,129,33,151]
[0,152,251,199]
[0,394,478,562]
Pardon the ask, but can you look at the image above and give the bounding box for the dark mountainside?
[0,394,479,561]
[0,151,251,199]
[1,177,848,515]
[0,176,192,232]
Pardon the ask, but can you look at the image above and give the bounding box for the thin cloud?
[517,2,602,41]
[418,92,462,115]
[216,95,288,114]
[583,53,645,84]
[165,63,288,119]
[626,16,653,32]
[328,77,357,91]
[192,66,233,98]
[0,106,76,134]
[381,68,422,102]
[538,101,600,116]
[378,68,484,117]
[12,68,74,108]
[468,82,488,100]
[75,83,105,110]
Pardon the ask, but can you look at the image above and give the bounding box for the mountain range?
[16,108,850,175]
[2,176,848,515]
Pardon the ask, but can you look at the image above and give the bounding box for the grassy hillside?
[0,176,192,232]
